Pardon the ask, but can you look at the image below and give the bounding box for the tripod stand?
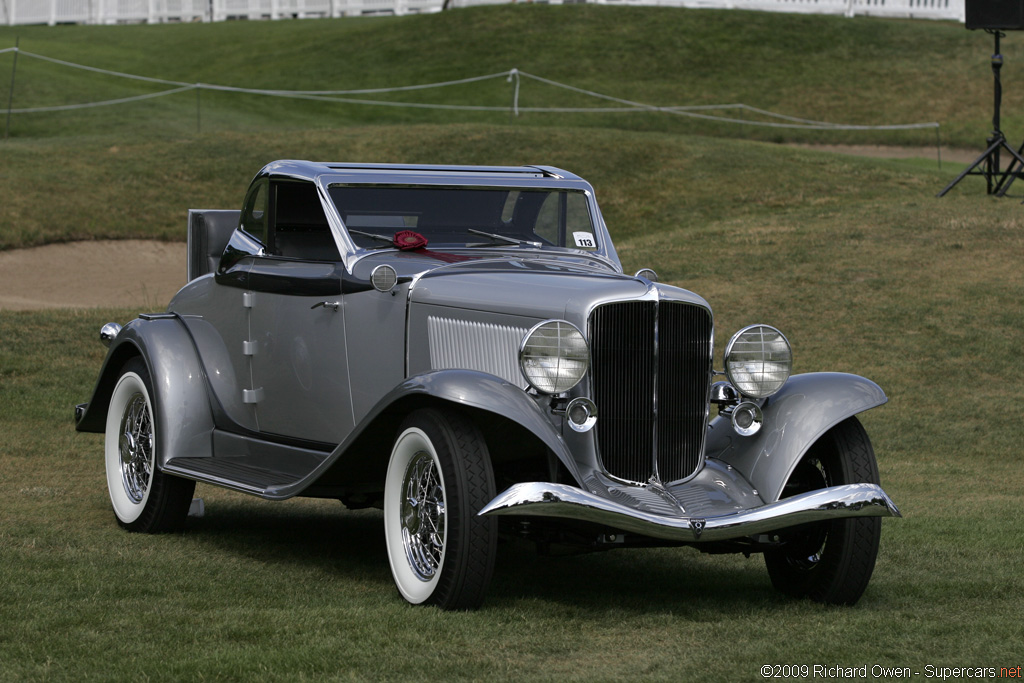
[938,30,1024,197]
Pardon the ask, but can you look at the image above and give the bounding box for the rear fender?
[705,372,887,503]
[75,316,215,467]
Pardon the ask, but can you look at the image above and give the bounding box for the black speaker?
[966,0,1024,30]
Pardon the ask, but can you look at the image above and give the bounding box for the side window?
[565,192,596,251]
[533,191,596,250]
[240,180,268,245]
[272,181,340,261]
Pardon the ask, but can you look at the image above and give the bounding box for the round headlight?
[519,320,589,394]
[724,324,792,399]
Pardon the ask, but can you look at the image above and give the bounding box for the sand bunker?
[0,240,187,311]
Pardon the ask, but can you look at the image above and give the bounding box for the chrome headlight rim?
[724,324,792,399]
[518,319,590,395]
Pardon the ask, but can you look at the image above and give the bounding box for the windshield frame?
[312,174,620,273]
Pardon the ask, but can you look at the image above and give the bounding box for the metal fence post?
[5,37,19,140]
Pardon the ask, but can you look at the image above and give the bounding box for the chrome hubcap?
[400,451,445,581]
[118,392,153,504]
[784,456,829,571]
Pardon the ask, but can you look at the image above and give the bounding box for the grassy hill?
[0,5,1019,146]
[0,122,1002,251]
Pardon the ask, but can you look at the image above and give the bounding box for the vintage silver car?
[76,161,900,609]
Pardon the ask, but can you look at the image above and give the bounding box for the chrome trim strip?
[315,179,358,273]
[651,289,660,481]
[479,482,901,543]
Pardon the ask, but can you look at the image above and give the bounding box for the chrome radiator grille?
[589,301,713,484]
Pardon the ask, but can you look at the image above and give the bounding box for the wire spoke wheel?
[118,393,154,503]
[104,357,195,533]
[400,450,447,581]
[764,417,882,606]
[384,408,497,610]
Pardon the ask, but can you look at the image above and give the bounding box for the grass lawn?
[1,6,1023,680]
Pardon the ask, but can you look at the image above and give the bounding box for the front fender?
[382,369,583,482]
[705,372,887,503]
[75,316,215,467]
[281,369,582,499]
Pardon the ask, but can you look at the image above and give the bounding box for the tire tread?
[389,408,497,611]
[764,417,882,606]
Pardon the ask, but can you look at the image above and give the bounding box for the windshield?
[327,186,598,252]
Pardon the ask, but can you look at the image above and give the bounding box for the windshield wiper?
[467,229,542,248]
[348,229,395,249]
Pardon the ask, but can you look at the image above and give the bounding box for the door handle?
[310,301,340,312]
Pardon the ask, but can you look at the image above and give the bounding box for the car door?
[175,180,270,434]
[246,180,356,446]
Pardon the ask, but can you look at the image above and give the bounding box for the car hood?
[404,255,709,322]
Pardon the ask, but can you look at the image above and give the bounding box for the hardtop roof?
[256,160,586,185]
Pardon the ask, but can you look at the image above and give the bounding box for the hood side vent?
[428,316,528,389]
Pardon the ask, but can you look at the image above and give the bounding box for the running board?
[164,456,304,496]
[163,429,331,497]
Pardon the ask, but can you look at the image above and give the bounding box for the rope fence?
[1,47,942,156]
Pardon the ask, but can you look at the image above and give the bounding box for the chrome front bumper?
[479,482,901,543]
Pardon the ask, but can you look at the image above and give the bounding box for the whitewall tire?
[383,408,497,610]
[104,357,195,533]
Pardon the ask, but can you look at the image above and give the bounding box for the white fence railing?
[587,0,960,21]
[0,0,964,26]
